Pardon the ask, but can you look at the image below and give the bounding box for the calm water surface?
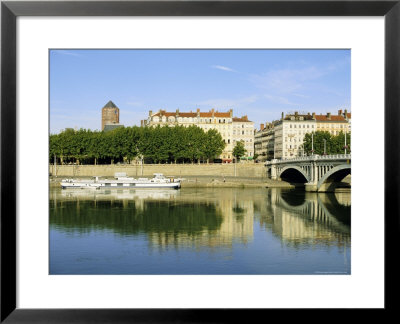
[50,187,350,274]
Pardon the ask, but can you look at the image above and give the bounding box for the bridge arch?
[279,166,310,183]
[317,164,351,191]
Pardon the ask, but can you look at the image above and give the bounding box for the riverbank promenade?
[49,163,266,178]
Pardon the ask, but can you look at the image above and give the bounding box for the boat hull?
[61,182,181,189]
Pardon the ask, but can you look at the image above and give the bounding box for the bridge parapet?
[265,154,351,165]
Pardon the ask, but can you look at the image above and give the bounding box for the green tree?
[169,126,188,163]
[57,128,77,164]
[303,131,351,155]
[232,140,246,161]
[333,131,351,153]
[186,125,206,164]
[87,131,103,165]
[203,129,225,163]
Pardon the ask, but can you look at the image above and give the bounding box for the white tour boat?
[60,173,181,189]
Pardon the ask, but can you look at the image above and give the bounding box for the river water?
[49,187,350,275]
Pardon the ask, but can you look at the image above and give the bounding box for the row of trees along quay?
[49,125,248,165]
[302,131,351,155]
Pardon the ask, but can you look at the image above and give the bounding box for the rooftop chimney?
[281,112,284,120]
[327,112,331,120]
[338,109,343,115]
[176,109,179,116]
[260,123,265,131]
[149,110,153,117]
[229,109,233,117]
[312,112,316,119]
[211,108,215,117]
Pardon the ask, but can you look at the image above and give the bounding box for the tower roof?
[103,100,118,109]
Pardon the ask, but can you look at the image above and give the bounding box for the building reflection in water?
[50,187,350,252]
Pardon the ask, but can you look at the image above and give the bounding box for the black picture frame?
[1,0,398,322]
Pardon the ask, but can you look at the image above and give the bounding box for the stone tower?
[101,100,119,131]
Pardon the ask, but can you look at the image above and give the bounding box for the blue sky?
[50,49,350,133]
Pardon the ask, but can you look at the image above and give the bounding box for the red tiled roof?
[178,112,197,117]
[214,112,231,117]
[152,110,175,117]
[151,109,232,118]
[314,114,347,122]
[233,117,252,122]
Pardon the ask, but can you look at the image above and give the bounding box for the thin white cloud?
[53,50,82,57]
[212,65,236,72]
[264,94,297,106]
[197,95,258,108]
[292,93,310,99]
[250,66,325,94]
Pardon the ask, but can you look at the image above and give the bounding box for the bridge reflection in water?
[256,189,350,249]
[50,187,350,253]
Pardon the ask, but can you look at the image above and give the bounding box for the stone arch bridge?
[265,154,351,192]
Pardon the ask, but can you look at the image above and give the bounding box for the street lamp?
[311,133,314,156]
[342,131,349,155]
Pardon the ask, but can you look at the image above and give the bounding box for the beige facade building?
[274,112,316,159]
[254,110,351,160]
[232,116,255,159]
[315,109,351,135]
[254,122,277,162]
[144,109,254,162]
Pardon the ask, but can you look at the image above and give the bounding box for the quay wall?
[49,163,267,178]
